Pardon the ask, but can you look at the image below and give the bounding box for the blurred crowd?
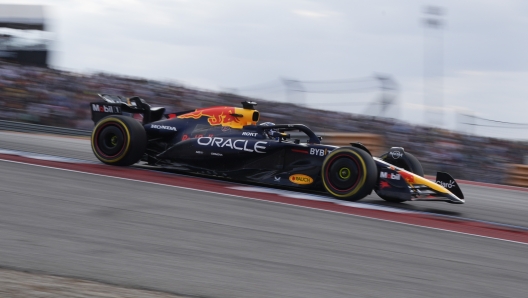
[0,61,526,184]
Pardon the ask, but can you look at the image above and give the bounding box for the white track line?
[0,149,93,163]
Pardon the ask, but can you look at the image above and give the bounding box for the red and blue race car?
[90,94,464,204]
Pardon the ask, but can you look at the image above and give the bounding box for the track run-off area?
[1,131,528,298]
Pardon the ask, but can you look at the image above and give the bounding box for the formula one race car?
[89,94,465,204]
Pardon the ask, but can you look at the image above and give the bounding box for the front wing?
[374,158,465,204]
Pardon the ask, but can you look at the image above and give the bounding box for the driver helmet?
[259,122,277,139]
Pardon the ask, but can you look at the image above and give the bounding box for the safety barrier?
[508,164,528,187]
[0,120,91,137]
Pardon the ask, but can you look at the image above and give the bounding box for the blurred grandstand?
[232,74,399,119]
[0,60,527,185]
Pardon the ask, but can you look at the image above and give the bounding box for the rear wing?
[90,102,123,123]
[90,94,165,124]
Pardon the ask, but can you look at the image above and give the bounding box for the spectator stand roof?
[0,4,46,30]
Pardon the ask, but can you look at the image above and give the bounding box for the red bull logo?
[379,181,390,189]
[399,171,415,183]
[178,107,240,126]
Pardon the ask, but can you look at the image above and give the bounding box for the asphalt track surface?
[1,131,528,297]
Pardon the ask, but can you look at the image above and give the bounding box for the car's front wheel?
[91,115,146,166]
[321,147,378,201]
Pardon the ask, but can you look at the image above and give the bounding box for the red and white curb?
[229,186,416,213]
[1,150,528,245]
[0,149,94,163]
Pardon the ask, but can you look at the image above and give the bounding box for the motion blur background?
[0,1,527,184]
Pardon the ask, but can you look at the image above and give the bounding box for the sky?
[4,0,528,140]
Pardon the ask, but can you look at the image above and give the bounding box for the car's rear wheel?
[377,152,424,202]
[91,115,146,166]
[321,147,377,201]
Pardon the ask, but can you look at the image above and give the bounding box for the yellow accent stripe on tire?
[91,118,131,163]
[322,149,367,198]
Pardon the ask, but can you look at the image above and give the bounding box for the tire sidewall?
[380,151,424,177]
[401,152,424,177]
[91,115,146,166]
[322,147,377,201]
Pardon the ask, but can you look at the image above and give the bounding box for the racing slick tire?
[91,115,146,166]
[380,151,424,177]
[400,152,424,176]
[377,152,424,203]
[321,147,377,201]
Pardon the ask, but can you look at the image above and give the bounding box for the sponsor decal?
[274,176,281,182]
[221,126,231,132]
[310,148,327,156]
[183,134,215,141]
[150,124,177,131]
[291,149,309,154]
[178,107,241,126]
[242,132,258,137]
[380,171,401,180]
[437,180,456,189]
[211,152,223,156]
[92,104,121,113]
[389,150,403,159]
[289,174,313,185]
[197,137,267,153]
